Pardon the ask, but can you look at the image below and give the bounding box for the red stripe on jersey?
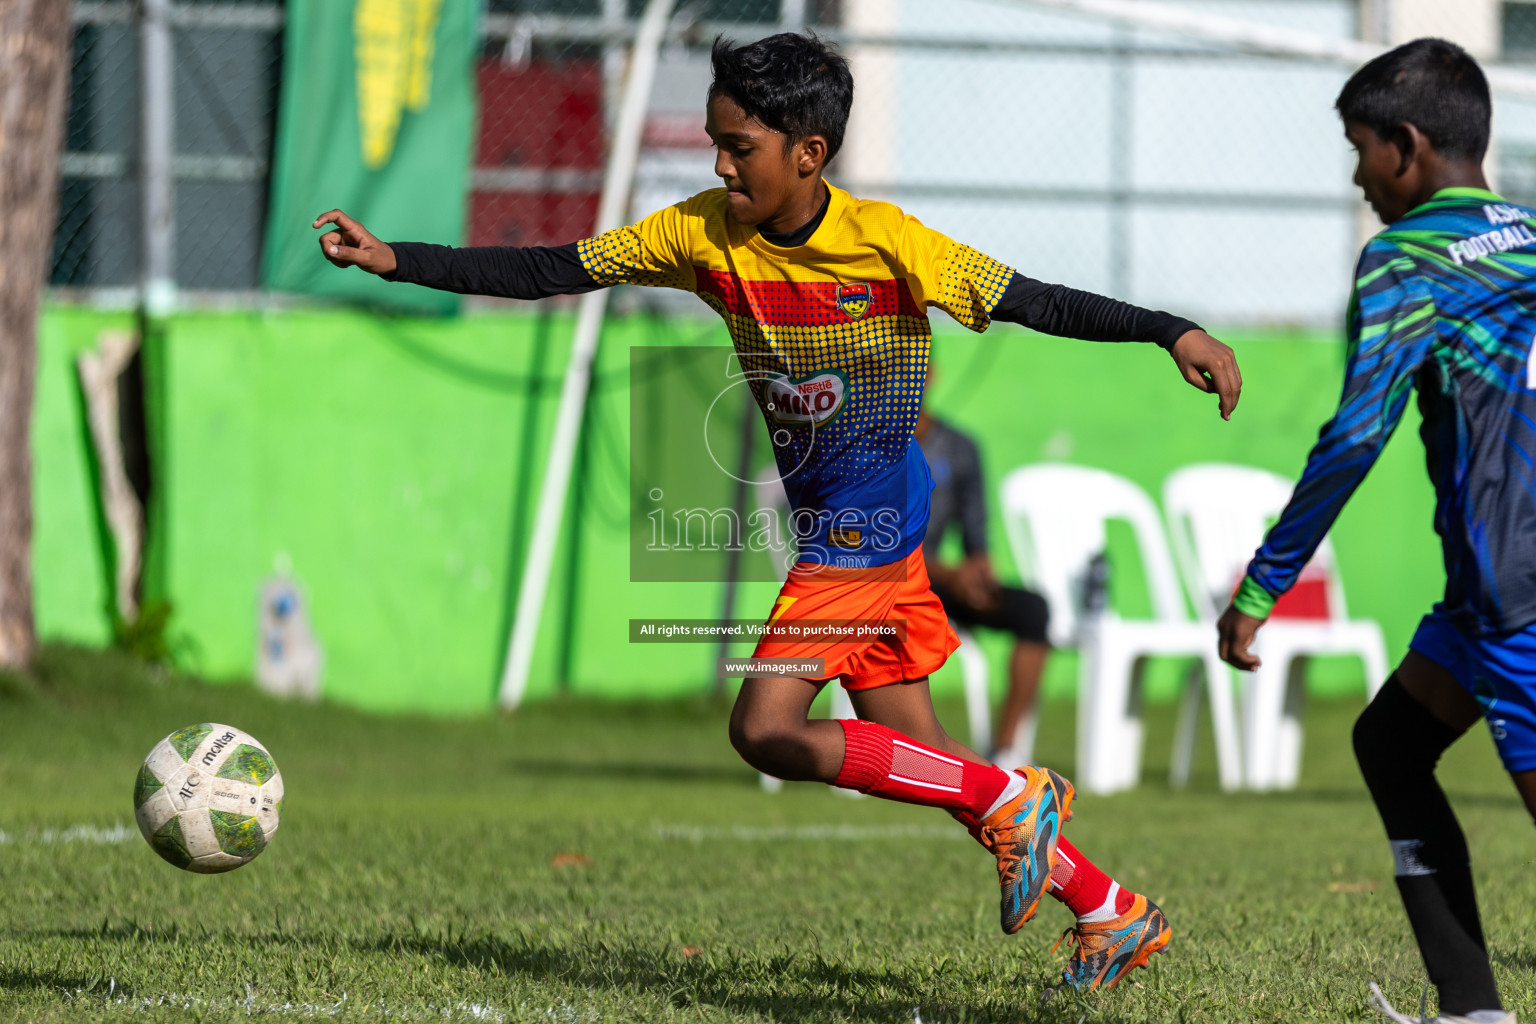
[694,268,923,325]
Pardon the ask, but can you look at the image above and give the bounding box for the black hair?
[1336,37,1490,162]
[708,32,853,161]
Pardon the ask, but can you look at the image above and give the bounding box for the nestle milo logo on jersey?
[836,282,872,319]
[764,370,847,426]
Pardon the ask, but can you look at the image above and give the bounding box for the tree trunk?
[0,0,72,668]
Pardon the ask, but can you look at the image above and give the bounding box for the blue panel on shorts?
[1411,606,1536,773]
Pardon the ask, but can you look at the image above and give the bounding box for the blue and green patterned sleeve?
[1235,239,1439,619]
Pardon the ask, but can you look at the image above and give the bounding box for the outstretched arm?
[386,241,597,298]
[898,221,1240,416]
[992,273,1242,420]
[1218,240,1437,669]
[313,209,598,299]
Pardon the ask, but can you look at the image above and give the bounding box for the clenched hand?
[1217,604,1264,671]
[313,210,396,276]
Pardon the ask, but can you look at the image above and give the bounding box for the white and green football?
[132,723,284,873]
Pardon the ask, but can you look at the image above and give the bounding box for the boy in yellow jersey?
[315,32,1240,993]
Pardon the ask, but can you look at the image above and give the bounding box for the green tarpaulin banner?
[262,0,476,313]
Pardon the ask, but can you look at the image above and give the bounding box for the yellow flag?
[264,0,473,310]
[354,0,444,169]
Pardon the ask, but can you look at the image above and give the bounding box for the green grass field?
[2,646,1533,1023]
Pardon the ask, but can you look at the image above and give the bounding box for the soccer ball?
[133,723,284,873]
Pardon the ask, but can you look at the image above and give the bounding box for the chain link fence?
[56,1,283,298]
[56,5,144,294]
[47,0,1536,324]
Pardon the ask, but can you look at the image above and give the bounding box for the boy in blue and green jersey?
[1219,39,1535,1024]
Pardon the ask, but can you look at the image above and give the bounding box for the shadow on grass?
[7,926,1158,1023]
[21,923,182,944]
[1493,949,1536,972]
[0,967,131,999]
[360,931,1147,1024]
[502,757,757,785]
[1239,787,1525,811]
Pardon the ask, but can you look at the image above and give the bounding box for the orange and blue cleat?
[975,766,1074,934]
[1050,892,1172,993]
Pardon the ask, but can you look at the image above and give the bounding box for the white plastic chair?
[1163,463,1389,791]
[749,467,991,791]
[990,685,1039,773]
[949,624,992,754]
[999,463,1242,794]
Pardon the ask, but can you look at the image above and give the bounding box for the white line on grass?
[653,823,964,842]
[61,981,599,1022]
[0,821,136,845]
[1,821,965,846]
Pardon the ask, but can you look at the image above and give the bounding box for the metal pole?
[498,0,677,710]
[601,0,625,136]
[1108,21,1132,300]
[1015,0,1536,99]
[140,0,175,315]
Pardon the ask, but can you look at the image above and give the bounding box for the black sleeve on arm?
[383,241,599,299]
[991,271,1199,350]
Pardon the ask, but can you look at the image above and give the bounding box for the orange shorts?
[749,547,960,690]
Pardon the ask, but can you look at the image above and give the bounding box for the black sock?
[1353,677,1502,1016]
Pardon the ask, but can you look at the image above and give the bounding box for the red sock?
[1049,837,1135,919]
[834,719,1010,818]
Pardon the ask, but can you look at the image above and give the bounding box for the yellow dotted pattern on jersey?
[937,243,1012,331]
[579,227,695,291]
[702,300,936,485]
[578,186,1017,506]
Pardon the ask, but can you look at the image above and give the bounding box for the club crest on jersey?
[836,282,872,319]
[764,370,846,427]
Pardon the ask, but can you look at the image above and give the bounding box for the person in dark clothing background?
[916,377,1051,766]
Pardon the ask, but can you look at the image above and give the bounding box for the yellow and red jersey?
[577,183,1013,569]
